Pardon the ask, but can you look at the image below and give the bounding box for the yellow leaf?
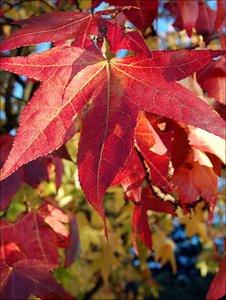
[180,202,211,244]
[152,228,177,273]
[78,0,92,11]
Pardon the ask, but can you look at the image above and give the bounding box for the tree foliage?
[0,0,225,299]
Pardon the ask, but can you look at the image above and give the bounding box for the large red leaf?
[77,67,140,218]
[206,256,226,300]
[1,46,225,221]
[0,259,73,300]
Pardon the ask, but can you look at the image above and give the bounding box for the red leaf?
[135,114,172,192]
[196,1,225,41]
[133,189,153,251]
[166,1,225,42]
[197,56,226,105]
[112,149,145,203]
[114,55,225,138]
[0,212,59,265]
[133,187,175,251]
[172,152,218,209]
[0,173,23,211]
[0,12,101,51]
[0,11,148,55]
[93,0,158,31]
[176,0,199,36]
[38,203,70,242]
[1,45,225,221]
[77,72,140,218]
[189,127,225,164]
[0,259,73,300]
[65,215,80,267]
[1,12,91,50]
[150,50,226,82]
[0,204,75,298]
[206,256,226,300]
[149,119,190,171]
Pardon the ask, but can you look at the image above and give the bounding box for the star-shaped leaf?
[0,46,225,224]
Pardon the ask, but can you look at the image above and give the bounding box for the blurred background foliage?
[0,0,225,299]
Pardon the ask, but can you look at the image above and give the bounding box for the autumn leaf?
[0,259,73,300]
[92,0,158,32]
[112,113,171,201]
[0,10,149,55]
[173,151,218,210]
[189,127,226,164]
[206,256,226,300]
[166,0,225,41]
[179,201,210,244]
[133,187,175,251]
[1,210,60,265]
[197,56,226,105]
[135,114,173,192]
[0,202,75,299]
[1,4,225,299]
[65,215,80,267]
[196,0,225,41]
[112,149,145,203]
[1,44,225,224]
[149,49,226,82]
[38,203,70,247]
[176,0,199,36]
[152,229,177,274]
